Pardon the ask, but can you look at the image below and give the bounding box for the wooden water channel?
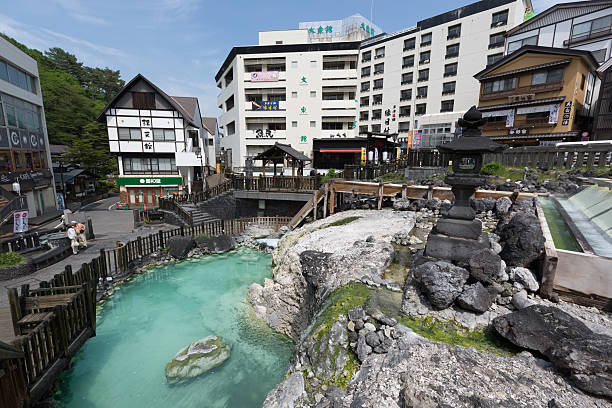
[0,216,291,407]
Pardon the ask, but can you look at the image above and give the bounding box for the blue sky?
[2,0,555,116]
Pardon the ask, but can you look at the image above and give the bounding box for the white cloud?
[158,0,199,14]
[40,28,126,57]
[52,0,111,25]
[0,13,51,50]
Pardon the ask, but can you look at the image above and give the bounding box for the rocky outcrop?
[455,282,493,313]
[195,234,236,254]
[248,210,415,340]
[411,261,469,309]
[164,336,230,384]
[508,266,540,292]
[493,305,612,397]
[468,248,506,284]
[497,212,545,267]
[262,372,305,408]
[167,235,195,259]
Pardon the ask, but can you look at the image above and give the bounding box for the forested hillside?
[1,34,124,177]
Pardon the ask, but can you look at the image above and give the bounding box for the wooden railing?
[482,117,555,130]
[483,145,612,169]
[344,159,411,181]
[158,197,194,225]
[4,215,292,405]
[0,342,27,408]
[479,81,563,100]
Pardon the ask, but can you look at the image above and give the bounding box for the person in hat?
[67,222,79,255]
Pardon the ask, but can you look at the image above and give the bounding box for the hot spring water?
[55,247,293,408]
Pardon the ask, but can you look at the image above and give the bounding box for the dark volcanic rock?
[412,261,469,309]
[495,197,512,215]
[493,305,612,397]
[470,197,496,213]
[497,212,545,267]
[167,235,195,259]
[455,282,493,313]
[195,234,236,254]
[468,248,504,284]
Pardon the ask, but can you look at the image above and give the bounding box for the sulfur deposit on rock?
[164,336,230,384]
[248,210,415,340]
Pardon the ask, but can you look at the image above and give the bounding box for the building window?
[361,66,371,77]
[489,32,505,49]
[359,125,368,134]
[399,106,411,117]
[421,33,432,46]
[291,91,298,98]
[5,105,16,127]
[291,61,298,68]
[372,109,382,120]
[401,72,413,85]
[419,51,430,64]
[491,10,508,27]
[418,69,429,82]
[375,47,385,59]
[361,81,370,91]
[267,64,286,71]
[581,74,586,90]
[442,81,456,95]
[322,92,344,100]
[404,38,415,51]
[132,92,156,110]
[446,44,460,59]
[398,121,411,132]
[440,100,454,112]
[310,91,316,97]
[268,94,286,102]
[400,89,412,101]
[360,111,369,121]
[226,121,235,135]
[292,121,298,127]
[416,103,427,115]
[0,60,37,94]
[374,63,384,74]
[483,77,516,93]
[153,129,176,141]
[371,124,381,132]
[311,60,317,67]
[362,51,371,62]
[417,86,428,98]
[373,78,383,90]
[244,64,262,73]
[322,122,343,130]
[225,95,234,111]
[123,157,177,175]
[487,53,504,66]
[360,96,369,107]
[444,63,458,77]
[447,24,461,39]
[310,121,316,127]
[118,128,143,140]
[402,55,414,68]
[531,68,564,85]
[373,94,383,105]
[507,35,538,53]
[323,61,346,70]
[571,15,612,42]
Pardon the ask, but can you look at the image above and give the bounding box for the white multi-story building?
[505,0,612,64]
[357,0,532,150]
[216,15,380,170]
[98,74,214,207]
[0,35,56,220]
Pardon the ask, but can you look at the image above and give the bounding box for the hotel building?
[98,74,214,207]
[0,35,56,220]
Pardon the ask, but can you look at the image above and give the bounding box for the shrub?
[321,168,338,182]
[381,172,406,183]
[0,252,26,268]
[480,162,504,176]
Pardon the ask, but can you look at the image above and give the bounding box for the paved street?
[0,196,173,307]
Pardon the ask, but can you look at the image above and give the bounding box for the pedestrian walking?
[67,223,79,255]
[73,220,88,249]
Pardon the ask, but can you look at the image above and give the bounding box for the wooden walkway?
[0,307,15,343]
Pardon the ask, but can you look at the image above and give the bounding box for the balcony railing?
[445,52,459,59]
[482,117,556,130]
[402,63,414,68]
[565,26,612,46]
[480,81,563,100]
[489,41,505,49]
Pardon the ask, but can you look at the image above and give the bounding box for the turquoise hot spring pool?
[54,247,293,408]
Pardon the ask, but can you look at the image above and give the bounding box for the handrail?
[0,196,28,226]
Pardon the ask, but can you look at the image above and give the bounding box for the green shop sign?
[116,176,182,186]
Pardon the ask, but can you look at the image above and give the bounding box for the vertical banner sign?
[396,147,401,159]
[361,147,367,165]
[415,130,422,150]
[407,131,413,151]
[13,211,28,233]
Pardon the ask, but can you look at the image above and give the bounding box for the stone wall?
[0,261,35,281]
[198,192,305,219]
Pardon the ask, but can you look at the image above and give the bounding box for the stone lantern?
[424,106,507,262]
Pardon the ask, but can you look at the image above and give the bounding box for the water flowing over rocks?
[248,210,415,340]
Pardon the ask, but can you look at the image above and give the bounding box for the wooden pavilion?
[253,143,312,176]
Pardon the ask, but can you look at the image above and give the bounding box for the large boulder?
[470,197,496,213]
[167,235,195,259]
[411,261,469,309]
[493,305,612,397]
[468,248,505,284]
[495,197,512,215]
[165,336,230,384]
[455,282,493,313]
[195,234,236,254]
[262,372,305,408]
[393,198,411,211]
[508,266,539,292]
[497,212,545,267]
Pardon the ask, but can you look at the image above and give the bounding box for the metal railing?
[0,196,28,226]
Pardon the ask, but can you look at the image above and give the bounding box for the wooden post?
[8,288,22,336]
[329,181,335,215]
[427,184,434,200]
[377,182,383,210]
[158,230,164,248]
[401,184,407,199]
[313,193,317,221]
[323,182,329,218]
[87,218,95,240]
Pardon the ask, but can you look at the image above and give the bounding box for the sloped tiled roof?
[201,117,218,135]
[253,142,311,162]
[171,96,198,124]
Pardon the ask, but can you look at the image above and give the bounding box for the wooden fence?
[483,145,612,169]
[3,215,291,406]
[344,159,411,181]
